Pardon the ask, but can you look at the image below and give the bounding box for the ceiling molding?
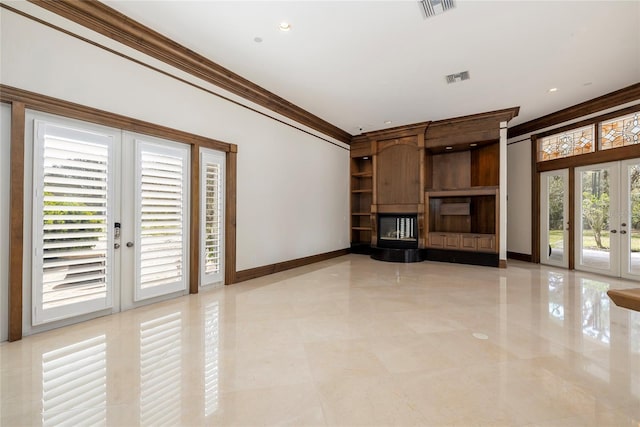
[508,83,640,139]
[0,84,233,152]
[30,0,352,144]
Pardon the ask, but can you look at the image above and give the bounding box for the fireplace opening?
[377,214,418,249]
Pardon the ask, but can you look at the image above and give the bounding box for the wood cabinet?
[429,233,495,252]
[349,107,519,266]
[425,187,499,254]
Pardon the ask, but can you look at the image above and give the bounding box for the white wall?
[0,103,10,342]
[506,138,532,255]
[0,7,350,277]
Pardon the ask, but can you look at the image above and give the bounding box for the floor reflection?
[42,335,106,427]
[2,256,640,425]
[547,271,565,322]
[139,312,182,426]
[581,278,611,345]
[204,301,220,417]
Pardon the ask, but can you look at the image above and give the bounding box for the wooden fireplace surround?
[350,107,519,266]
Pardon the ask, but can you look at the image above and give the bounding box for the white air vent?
[446,71,470,84]
[420,0,455,18]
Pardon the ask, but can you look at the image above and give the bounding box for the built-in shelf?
[351,212,370,216]
[352,189,373,194]
[426,186,498,197]
[352,226,372,231]
[352,172,373,178]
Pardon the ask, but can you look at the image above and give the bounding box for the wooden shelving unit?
[350,138,373,248]
[349,107,519,266]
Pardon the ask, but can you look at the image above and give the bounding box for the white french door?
[32,120,116,325]
[575,159,640,280]
[540,169,569,268]
[620,159,640,279]
[31,116,190,327]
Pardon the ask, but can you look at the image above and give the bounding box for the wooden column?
[189,144,200,294]
[9,102,25,341]
[225,145,237,285]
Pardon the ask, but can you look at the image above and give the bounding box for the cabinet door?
[428,233,445,248]
[443,234,460,249]
[476,235,496,253]
[460,235,477,251]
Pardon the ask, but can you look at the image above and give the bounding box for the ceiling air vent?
[419,0,455,19]
[446,71,470,84]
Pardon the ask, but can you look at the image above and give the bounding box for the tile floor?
[1,255,640,426]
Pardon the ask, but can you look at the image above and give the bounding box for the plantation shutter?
[200,149,225,286]
[33,121,114,325]
[135,140,189,300]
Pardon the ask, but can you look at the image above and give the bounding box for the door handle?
[114,243,120,249]
[620,230,627,234]
[126,242,134,248]
[610,230,617,234]
[621,223,627,227]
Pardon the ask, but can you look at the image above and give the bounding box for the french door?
[32,117,190,326]
[540,169,569,268]
[575,159,640,280]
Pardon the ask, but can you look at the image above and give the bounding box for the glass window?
[600,111,640,150]
[538,125,594,162]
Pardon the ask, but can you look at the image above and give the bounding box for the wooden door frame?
[531,104,640,268]
[1,85,237,341]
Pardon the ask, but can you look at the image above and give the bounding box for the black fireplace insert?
[377,214,418,249]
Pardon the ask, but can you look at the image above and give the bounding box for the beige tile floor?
[2,255,640,426]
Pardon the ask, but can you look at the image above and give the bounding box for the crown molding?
[508,83,640,139]
[30,0,352,144]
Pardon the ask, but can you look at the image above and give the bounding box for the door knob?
[114,243,120,249]
[621,223,627,227]
[610,230,617,234]
[126,242,134,247]
[620,230,627,234]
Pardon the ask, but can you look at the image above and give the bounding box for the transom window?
[600,111,640,150]
[537,109,640,162]
[538,125,594,161]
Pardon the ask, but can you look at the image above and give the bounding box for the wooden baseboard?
[234,248,350,284]
[507,251,533,262]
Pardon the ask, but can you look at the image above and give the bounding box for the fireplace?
[377,214,418,249]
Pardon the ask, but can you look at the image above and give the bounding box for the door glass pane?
[580,168,611,270]
[628,163,640,275]
[547,175,566,263]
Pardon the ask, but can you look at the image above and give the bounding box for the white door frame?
[540,169,569,268]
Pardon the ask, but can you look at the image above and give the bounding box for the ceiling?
[103,1,640,136]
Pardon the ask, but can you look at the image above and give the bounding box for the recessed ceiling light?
[279,22,291,31]
[583,82,593,86]
[548,87,558,93]
[470,143,477,147]
[445,146,453,150]
[363,156,369,160]
[254,37,263,43]
[384,120,392,125]
[472,332,489,340]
